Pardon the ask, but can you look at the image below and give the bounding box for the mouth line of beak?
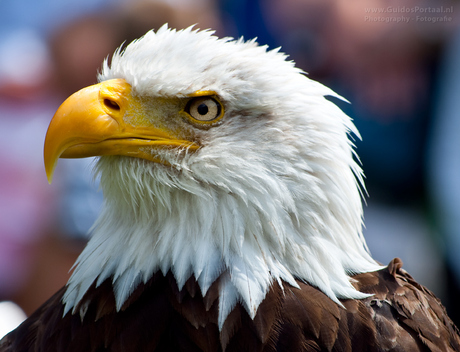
[102,136,200,150]
[104,136,198,146]
[61,136,200,158]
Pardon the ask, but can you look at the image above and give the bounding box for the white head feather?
[63,25,382,328]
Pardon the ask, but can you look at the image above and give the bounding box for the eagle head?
[44,25,381,328]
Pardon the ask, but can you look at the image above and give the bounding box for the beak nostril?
[104,98,120,111]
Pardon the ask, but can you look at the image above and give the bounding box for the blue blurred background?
[0,0,459,333]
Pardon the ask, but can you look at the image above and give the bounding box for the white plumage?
[63,25,382,329]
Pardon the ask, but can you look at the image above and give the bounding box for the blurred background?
[0,0,459,336]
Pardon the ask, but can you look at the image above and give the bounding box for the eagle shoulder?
[0,287,68,352]
[349,257,460,352]
[345,258,459,351]
[277,258,460,351]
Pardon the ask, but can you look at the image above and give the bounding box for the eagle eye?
[185,97,223,123]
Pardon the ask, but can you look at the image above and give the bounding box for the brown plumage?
[1,258,459,352]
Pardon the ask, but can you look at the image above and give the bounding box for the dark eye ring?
[185,97,222,122]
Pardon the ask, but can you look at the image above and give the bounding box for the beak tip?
[44,145,57,184]
[44,145,56,184]
[44,163,55,184]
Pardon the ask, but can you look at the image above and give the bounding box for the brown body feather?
[1,258,459,352]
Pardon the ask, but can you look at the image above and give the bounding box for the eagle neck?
[63,156,381,329]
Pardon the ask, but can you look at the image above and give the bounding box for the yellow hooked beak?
[44,79,199,183]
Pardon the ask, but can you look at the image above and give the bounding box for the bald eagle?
[1,25,459,352]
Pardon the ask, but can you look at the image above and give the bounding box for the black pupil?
[197,103,209,115]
